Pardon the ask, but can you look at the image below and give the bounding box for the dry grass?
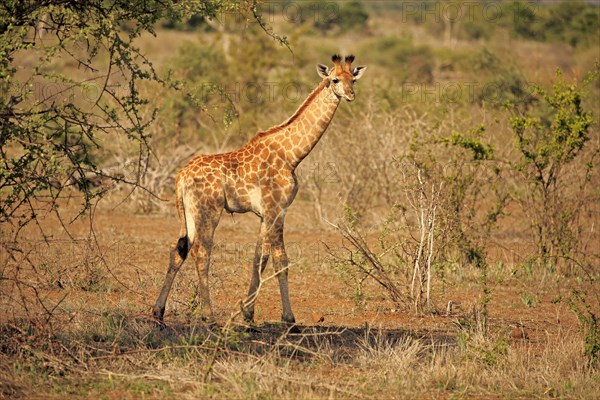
[1,310,597,399]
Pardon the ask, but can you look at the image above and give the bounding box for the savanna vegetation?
[1,0,599,398]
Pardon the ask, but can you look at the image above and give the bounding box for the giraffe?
[153,54,366,326]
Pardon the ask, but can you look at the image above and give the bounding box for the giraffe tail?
[176,183,194,261]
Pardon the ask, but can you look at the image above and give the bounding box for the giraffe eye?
[332,78,339,84]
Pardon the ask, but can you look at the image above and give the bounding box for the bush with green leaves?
[0,0,278,234]
[290,0,368,33]
[360,35,434,84]
[542,1,600,48]
[157,25,306,149]
[502,0,539,40]
[508,66,599,270]
[500,0,600,48]
[465,49,532,108]
[460,19,494,41]
[337,1,369,32]
[0,1,226,228]
[406,123,509,270]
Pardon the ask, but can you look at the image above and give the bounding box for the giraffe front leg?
[272,241,296,325]
[243,232,269,323]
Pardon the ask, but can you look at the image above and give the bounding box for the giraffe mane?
[252,78,329,140]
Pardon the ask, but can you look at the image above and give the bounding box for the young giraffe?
[153,54,366,326]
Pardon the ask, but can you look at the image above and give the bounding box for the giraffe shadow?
[147,319,457,362]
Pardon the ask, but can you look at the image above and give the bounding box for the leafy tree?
[0,0,255,234]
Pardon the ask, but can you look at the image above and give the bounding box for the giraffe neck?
[252,79,341,168]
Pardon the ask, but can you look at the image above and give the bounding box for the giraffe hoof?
[244,325,260,334]
[154,319,167,330]
[153,307,166,329]
[200,315,219,329]
[282,314,299,334]
[242,311,254,324]
[287,324,301,334]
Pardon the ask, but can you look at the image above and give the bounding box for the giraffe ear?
[316,64,330,79]
[352,66,367,80]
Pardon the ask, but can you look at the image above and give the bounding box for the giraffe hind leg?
[153,236,189,325]
[243,234,269,323]
[190,206,222,320]
[153,178,196,326]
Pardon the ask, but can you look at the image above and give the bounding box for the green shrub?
[157,42,230,143]
[500,0,600,48]
[507,66,598,269]
[543,1,600,48]
[161,13,211,31]
[337,1,369,32]
[477,71,531,107]
[291,0,369,33]
[502,0,540,40]
[360,35,434,83]
[467,49,532,107]
[461,20,493,41]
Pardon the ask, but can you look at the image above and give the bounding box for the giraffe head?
[317,54,366,102]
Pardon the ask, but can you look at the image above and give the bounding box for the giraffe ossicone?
[153,54,367,326]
